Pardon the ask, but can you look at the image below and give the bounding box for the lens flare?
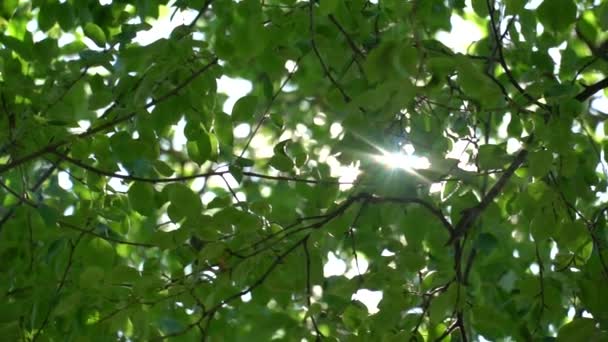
[375,152,430,171]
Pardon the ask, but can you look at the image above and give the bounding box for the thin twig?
[309,1,351,102]
[486,0,547,110]
[32,231,86,341]
[188,0,214,29]
[237,55,303,159]
[53,151,353,185]
[303,236,323,340]
[0,58,218,175]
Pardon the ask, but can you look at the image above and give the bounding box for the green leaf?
[471,0,489,17]
[365,41,396,82]
[599,2,608,31]
[398,246,426,272]
[214,112,233,147]
[0,0,17,19]
[557,318,602,342]
[154,160,174,177]
[537,0,577,33]
[83,23,107,47]
[530,210,557,241]
[528,150,553,177]
[475,233,498,256]
[199,242,226,263]
[231,95,258,122]
[269,154,293,172]
[456,58,503,107]
[80,266,105,289]
[319,0,339,16]
[4,1,608,339]
[128,182,156,216]
[165,183,202,221]
[196,130,212,162]
[557,220,588,251]
[429,285,456,323]
[38,3,58,31]
[505,0,526,15]
[342,303,368,330]
[80,238,116,269]
[478,144,508,170]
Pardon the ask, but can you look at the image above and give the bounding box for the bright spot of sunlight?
[524,0,543,9]
[201,192,216,205]
[330,122,343,138]
[172,117,187,151]
[381,249,395,257]
[326,157,360,190]
[241,292,252,302]
[234,123,251,138]
[26,19,37,32]
[436,14,484,53]
[352,289,383,314]
[133,6,197,46]
[323,252,346,277]
[550,243,558,259]
[376,152,430,170]
[529,263,540,275]
[593,95,608,113]
[191,177,206,192]
[206,165,240,190]
[344,256,369,278]
[284,60,298,72]
[313,112,327,126]
[63,205,74,216]
[507,138,522,154]
[57,171,73,190]
[260,186,272,197]
[446,140,477,171]
[159,213,178,231]
[108,176,129,192]
[548,42,567,75]
[217,77,253,113]
[430,182,443,193]
[567,306,576,319]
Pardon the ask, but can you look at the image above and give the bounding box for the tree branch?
[303,236,323,340]
[187,0,214,29]
[486,0,548,110]
[575,77,608,102]
[309,1,352,103]
[447,147,528,244]
[53,151,353,185]
[0,58,218,176]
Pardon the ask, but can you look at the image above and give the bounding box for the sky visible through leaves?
[134,1,608,318]
[3,0,608,341]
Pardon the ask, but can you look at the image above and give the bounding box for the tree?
[2,0,608,340]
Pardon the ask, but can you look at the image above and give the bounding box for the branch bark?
[447,147,528,245]
[575,77,608,102]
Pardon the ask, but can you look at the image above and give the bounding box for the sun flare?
[376,152,431,171]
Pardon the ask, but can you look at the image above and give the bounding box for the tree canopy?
[2,0,608,340]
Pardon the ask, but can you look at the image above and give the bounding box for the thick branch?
[575,77,608,102]
[447,147,528,244]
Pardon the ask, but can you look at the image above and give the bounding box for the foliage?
[2,0,608,340]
